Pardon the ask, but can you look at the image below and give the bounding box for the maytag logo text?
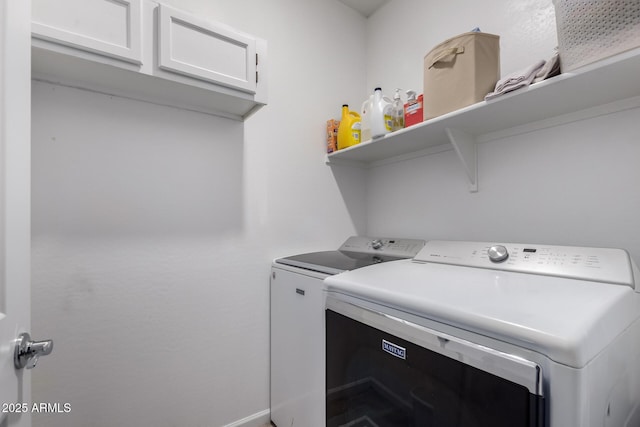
[382,339,406,360]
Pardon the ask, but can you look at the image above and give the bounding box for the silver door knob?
[14,332,53,370]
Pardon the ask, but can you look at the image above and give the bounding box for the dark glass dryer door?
[326,296,545,427]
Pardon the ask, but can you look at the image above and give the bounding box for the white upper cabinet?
[157,4,257,94]
[32,0,143,64]
[31,0,267,120]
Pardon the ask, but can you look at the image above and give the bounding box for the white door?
[1,1,45,426]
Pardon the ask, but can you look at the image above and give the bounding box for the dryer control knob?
[488,245,509,263]
[371,239,384,250]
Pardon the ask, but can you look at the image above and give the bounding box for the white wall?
[363,0,640,261]
[31,1,367,426]
[366,110,640,254]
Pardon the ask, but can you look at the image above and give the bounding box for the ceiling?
[337,0,389,17]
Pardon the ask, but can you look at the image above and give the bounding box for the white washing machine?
[325,240,640,426]
[270,236,425,427]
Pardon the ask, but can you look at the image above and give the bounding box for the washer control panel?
[413,240,635,286]
[339,236,425,258]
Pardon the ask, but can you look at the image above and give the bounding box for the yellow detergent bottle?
[337,104,362,150]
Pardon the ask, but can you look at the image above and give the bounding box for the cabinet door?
[32,0,143,64]
[158,4,257,94]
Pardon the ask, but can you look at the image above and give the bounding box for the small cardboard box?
[423,32,500,119]
[404,94,424,128]
[326,119,339,153]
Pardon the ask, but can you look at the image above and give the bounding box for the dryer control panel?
[339,236,425,258]
[414,240,636,287]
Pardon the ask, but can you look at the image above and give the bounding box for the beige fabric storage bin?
[423,32,500,119]
[553,0,640,72]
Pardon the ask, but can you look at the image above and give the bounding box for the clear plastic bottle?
[392,88,404,131]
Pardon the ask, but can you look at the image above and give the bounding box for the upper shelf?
[327,47,640,167]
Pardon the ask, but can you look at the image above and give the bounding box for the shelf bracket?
[445,127,477,192]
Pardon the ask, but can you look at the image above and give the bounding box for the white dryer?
[270,236,425,427]
[325,240,640,427]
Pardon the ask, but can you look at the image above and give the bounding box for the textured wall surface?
[30,0,367,426]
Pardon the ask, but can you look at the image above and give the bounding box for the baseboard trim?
[223,409,271,427]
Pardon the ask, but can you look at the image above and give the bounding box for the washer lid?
[276,250,403,275]
[325,258,640,368]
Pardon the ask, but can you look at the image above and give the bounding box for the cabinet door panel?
[32,0,142,64]
[158,4,257,94]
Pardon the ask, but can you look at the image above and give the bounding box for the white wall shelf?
[326,47,640,192]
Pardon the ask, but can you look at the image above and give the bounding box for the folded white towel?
[485,59,546,101]
[494,60,546,92]
[533,53,560,83]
